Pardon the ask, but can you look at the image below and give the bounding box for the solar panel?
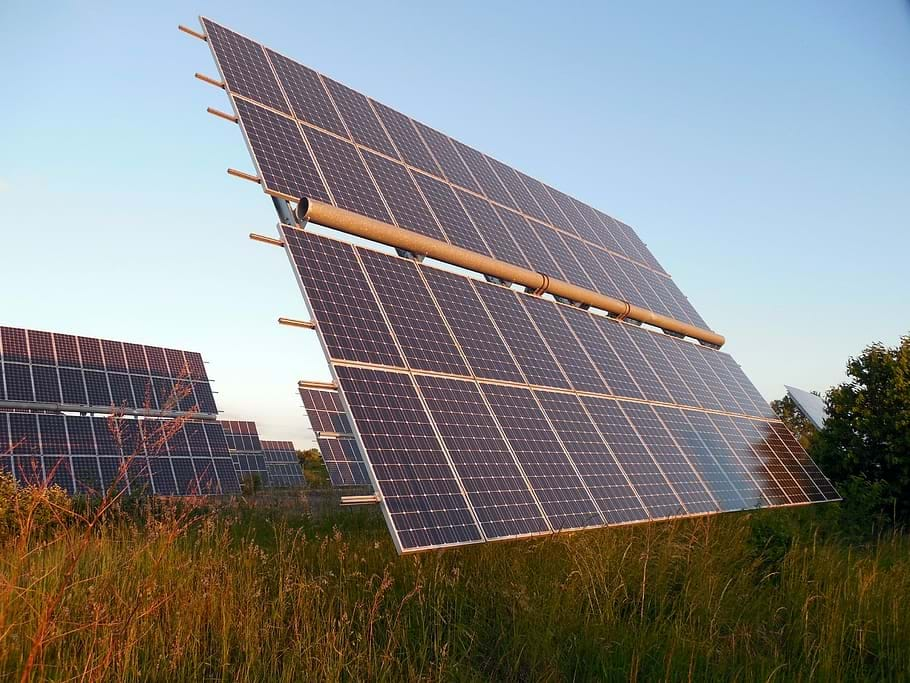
[0,326,218,418]
[298,385,370,487]
[273,227,837,550]
[261,440,306,488]
[784,385,827,431]
[0,411,239,496]
[220,420,270,486]
[199,17,702,328]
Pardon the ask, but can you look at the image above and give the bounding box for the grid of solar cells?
[735,418,811,504]
[303,127,392,223]
[298,385,371,487]
[357,249,469,376]
[416,375,549,539]
[261,440,306,487]
[769,422,839,500]
[335,365,483,551]
[517,295,607,394]
[492,207,566,280]
[455,190,530,269]
[619,402,717,515]
[361,151,446,240]
[473,283,569,389]
[281,228,403,367]
[596,320,673,404]
[232,98,330,203]
[221,420,270,486]
[534,391,646,524]
[418,267,524,384]
[0,326,217,416]
[411,173,491,257]
[0,411,238,496]
[581,397,684,519]
[199,18,709,329]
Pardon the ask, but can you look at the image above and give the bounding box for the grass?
[0,484,908,681]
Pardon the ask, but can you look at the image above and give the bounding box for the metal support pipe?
[341,495,379,506]
[195,72,224,89]
[178,24,207,40]
[207,106,238,123]
[0,400,217,421]
[228,168,260,184]
[249,233,283,247]
[298,380,337,391]
[295,198,726,347]
[278,317,316,329]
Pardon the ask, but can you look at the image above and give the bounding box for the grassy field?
[0,484,907,682]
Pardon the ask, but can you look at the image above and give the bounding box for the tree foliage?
[811,334,910,521]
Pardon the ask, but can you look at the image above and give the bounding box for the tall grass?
[0,490,907,681]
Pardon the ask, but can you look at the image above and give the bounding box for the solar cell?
[267,50,348,137]
[415,375,549,539]
[534,391,647,524]
[32,365,61,404]
[361,150,446,240]
[304,127,392,223]
[596,321,672,404]
[52,334,80,368]
[473,283,569,389]
[43,456,75,494]
[706,414,789,505]
[335,365,483,551]
[527,221,598,292]
[233,98,330,202]
[769,422,839,500]
[419,267,524,383]
[516,172,569,228]
[5,363,34,402]
[282,228,403,367]
[480,383,603,531]
[357,249,469,376]
[72,456,102,496]
[27,330,55,364]
[1,328,28,363]
[486,159,548,223]
[322,78,399,158]
[625,328,697,407]
[201,18,289,114]
[492,208,566,280]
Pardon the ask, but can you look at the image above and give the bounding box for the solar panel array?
[0,411,240,496]
[298,385,370,487]
[261,439,306,487]
[220,420,269,485]
[0,326,217,416]
[281,227,838,552]
[200,17,709,331]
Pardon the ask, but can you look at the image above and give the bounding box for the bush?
[0,471,73,543]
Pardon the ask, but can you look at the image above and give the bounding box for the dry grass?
[0,488,907,682]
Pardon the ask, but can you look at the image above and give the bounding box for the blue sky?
[2,2,908,447]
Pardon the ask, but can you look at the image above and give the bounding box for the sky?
[1,1,908,448]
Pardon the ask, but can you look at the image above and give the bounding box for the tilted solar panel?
[277,227,838,553]
[198,17,711,330]
[298,385,370,488]
[0,326,217,417]
[261,440,306,488]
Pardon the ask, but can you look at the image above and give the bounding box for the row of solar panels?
[200,18,709,331]
[0,327,208,380]
[0,409,242,496]
[221,420,306,488]
[0,362,217,415]
[286,229,771,420]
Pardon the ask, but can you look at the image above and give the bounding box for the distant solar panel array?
[200,18,707,331]
[221,420,306,488]
[190,17,839,553]
[0,325,241,496]
[261,440,306,487]
[0,326,217,416]
[298,385,369,487]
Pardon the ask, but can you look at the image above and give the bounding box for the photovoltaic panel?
[261,440,306,487]
[413,122,482,194]
[742,419,821,503]
[492,207,566,281]
[266,49,348,138]
[335,365,483,551]
[357,249,469,376]
[626,327,698,407]
[534,391,647,525]
[411,173,492,257]
[487,160,548,223]
[597,320,673,404]
[455,190,531,270]
[480,383,603,531]
[528,221,598,292]
[517,295,607,394]
[415,375,550,539]
[769,422,838,500]
[370,100,441,175]
[304,127,392,224]
[282,227,403,367]
[619,402,717,515]
[580,397,684,519]
[361,150,446,241]
[707,414,790,505]
[321,78,399,159]
[451,140,515,208]
[473,283,570,389]
[418,267,524,384]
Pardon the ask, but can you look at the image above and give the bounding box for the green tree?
[812,334,910,521]
[771,394,818,449]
